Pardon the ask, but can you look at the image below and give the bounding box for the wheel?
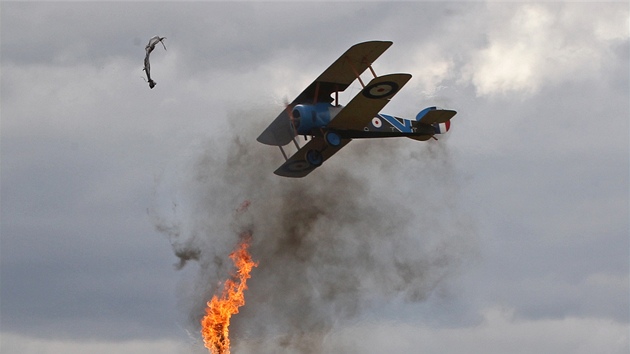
[325,131,341,147]
[306,150,323,166]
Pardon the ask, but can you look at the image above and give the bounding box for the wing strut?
[368,65,377,78]
[345,56,365,87]
[292,137,301,150]
[278,137,303,161]
[313,82,320,104]
[278,145,289,161]
[344,56,379,89]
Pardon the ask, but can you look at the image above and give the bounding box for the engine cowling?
[292,103,332,135]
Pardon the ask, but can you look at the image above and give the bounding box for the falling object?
[143,35,166,89]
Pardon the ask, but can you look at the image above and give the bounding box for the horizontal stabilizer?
[416,107,457,124]
[407,135,433,141]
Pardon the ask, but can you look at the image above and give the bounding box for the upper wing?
[257,41,393,146]
[327,73,412,130]
[290,40,393,105]
[274,137,352,178]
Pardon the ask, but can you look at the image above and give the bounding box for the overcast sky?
[1,1,628,354]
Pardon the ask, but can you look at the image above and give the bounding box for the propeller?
[284,98,300,137]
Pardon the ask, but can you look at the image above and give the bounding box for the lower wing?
[274,137,352,178]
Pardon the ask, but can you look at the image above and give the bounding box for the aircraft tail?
[415,106,456,134]
[432,120,451,134]
[405,106,456,141]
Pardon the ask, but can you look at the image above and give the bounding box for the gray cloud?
[1,1,627,353]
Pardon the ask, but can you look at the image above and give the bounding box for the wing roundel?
[327,73,412,131]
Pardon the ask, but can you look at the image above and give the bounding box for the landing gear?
[324,131,341,147]
[306,150,323,166]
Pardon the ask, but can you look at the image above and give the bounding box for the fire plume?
[201,234,258,354]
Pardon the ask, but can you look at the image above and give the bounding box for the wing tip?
[256,132,276,145]
[274,166,314,178]
[353,40,393,46]
[349,40,393,53]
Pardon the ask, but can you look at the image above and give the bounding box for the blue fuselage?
[291,103,440,138]
[292,103,339,135]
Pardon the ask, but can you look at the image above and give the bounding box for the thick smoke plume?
[151,105,475,353]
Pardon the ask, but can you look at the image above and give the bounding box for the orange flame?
[201,234,258,354]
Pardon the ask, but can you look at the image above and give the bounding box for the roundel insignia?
[372,117,382,128]
[286,160,311,172]
[363,81,399,99]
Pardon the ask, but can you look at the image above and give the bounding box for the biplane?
[257,40,457,177]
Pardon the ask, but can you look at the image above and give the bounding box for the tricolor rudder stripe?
[433,120,451,134]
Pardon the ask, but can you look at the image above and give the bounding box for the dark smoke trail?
[152,105,475,353]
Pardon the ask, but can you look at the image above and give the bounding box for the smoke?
[151,104,475,353]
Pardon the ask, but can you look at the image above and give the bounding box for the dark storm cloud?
[1,1,628,353]
[3,1,470,77]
